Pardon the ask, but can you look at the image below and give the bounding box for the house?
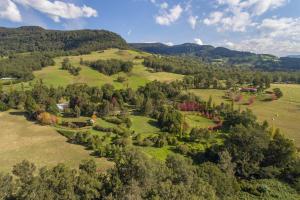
[56,103,69,112]
[240,87,258,93]
[0,77,16,80]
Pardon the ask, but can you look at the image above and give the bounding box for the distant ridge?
[288,55,300,59]
[130,42,300,71]
[131,42,265,59]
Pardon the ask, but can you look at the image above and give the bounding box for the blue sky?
[0,0,299,56]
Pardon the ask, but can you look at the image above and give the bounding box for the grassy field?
[190,84,300,147]
[3,49,183,91]
[14,49,181,90]
[184,113,215,131]
[0,111,113,172]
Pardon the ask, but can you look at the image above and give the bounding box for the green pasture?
[190,84,300,147]
[0,111,113,173]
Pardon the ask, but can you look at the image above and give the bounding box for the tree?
[75,105,81,118]
[190,128,211,142]
[225,125,270,178]
[263,132,296,168]
[198,162,240,199]
[158,106,185,135]
[143,98,153,116]
[12,160,36,184]
[24,95,38,119]
[0,173,13,200]
[222,109,257,131]
[273,88,283,98]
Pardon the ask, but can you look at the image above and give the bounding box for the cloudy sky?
[0,0,299,56]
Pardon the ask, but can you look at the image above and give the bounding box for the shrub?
[176,144,190,155]
[57,130,76,139]
[37,112,57,125]
[273,88,283,99]
[0,101,8,111]
[116,76,127,83]
[142,138,154,147]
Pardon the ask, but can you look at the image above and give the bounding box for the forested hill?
[0,26,128,56]
[131,42,255,58]
[131,43,300,71]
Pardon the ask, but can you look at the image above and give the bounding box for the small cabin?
[240,87,258,93]
[0,77,16,80]
[56,103,69,112]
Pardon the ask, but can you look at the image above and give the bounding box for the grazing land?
[190,84,300,147]
[3,49,183,91]
[31,49,182,89]
[0,111,113,172]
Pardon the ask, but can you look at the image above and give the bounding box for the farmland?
[190,84,300,147]
[0,24,300,199]
[31,49,182,89]
[0,111,113,173]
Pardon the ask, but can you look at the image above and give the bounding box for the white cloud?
[239,0,287,16]
[205,0,288,32]
[0,0,98,23]
[155,4,183,26]
[164,42,174,46]
[160,2,168,9]
[188,15,198,29]
[194,38,203,45]
[203,11,223,25]
[127,29,132,36]
[0,0,22,22]
[223,17,300,56]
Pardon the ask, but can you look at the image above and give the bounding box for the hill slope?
[131,42,255,58]
[131,43,300,71]
[0,26,129,55]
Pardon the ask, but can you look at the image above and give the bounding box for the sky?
[0,0,299,56]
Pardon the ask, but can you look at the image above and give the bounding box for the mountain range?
[0,26,299,71]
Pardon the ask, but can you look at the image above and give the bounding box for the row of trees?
[61,58,81,76]
[85,59,134,75]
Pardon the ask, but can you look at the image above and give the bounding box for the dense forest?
[0,53,54,80]
[132,43,300,71]
[0,26,128,56]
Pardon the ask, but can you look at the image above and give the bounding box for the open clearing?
[32,49,183,90]
[0,111,113,172]
[4,49,183,91]
[190,84,300,147]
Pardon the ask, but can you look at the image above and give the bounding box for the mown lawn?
[184,113,216,131]
[139,146,173,161]
[130,115,161,134]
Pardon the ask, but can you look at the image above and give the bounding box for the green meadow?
[190,84,300,147]
[0,111,113,172]
[32,49,183,90]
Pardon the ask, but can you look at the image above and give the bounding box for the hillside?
[131,43,300,71]
[0,26,128,56]
[131,42,254,58]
